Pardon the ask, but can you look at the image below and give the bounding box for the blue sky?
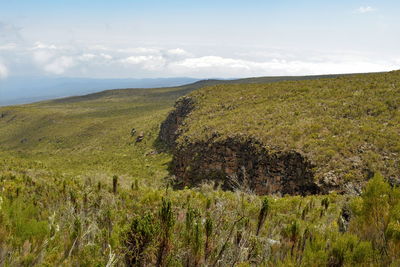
[0,0,399,79]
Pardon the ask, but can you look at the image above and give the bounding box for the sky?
[0,0,399,80]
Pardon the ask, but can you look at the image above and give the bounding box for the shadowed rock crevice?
[158,96,194,148]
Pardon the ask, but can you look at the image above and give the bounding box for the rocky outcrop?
[170,137,320,195]
[136,132,144,143]
[158,97,351,195]
[159,96,194,148]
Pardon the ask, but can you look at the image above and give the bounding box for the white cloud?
[100,53,113,60]
[356,6,375,14]
[0,62,8,79]
[120,55,166,70]
[1,35,397,78]
[78,53,113,62]
[116,47,160,55]
[43,56,75,74]
[23,43,400,78]
[32,41,58,50]
[88,44,109,51]
[167,48,191,57]
[169,56,397,78]
[172,56,250,69]
[33,50,55,64]
[78,53,97,61]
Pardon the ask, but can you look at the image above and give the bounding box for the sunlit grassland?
[0,86,187,189]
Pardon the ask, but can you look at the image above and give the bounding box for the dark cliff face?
[170,137,320,196]
[159,96,194,148]
[158,97,346,195]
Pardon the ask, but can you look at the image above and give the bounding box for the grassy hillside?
[1,73,400,266]
[177,71,400,185]
[0,87,181,190]
[0,73,349,187]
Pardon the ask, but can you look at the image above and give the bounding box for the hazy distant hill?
[0,73,355,106]
[0,76,198,106]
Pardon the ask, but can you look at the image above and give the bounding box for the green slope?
[0,86,181,188]
[176,71,400,185]
[0,73,349,187]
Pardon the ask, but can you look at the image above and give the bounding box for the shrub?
[123,214,157,266]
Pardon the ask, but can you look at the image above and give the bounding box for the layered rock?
[170,137,320,195]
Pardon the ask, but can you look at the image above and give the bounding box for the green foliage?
[2,198,49,245]
[386,202,400,242]
[159,198,175,235]
[123,214,158,266]
[350,172,400,262]
[157,198,175,266]
[327,234,374,267]
[1,167,399,266]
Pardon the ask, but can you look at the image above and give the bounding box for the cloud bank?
[169,56,396,77]
[0,19,398,79]
[0,39,398,79]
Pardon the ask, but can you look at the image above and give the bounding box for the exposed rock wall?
[170,137,320,195]
[159,96,194,148]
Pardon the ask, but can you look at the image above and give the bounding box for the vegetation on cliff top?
[178,71,400,182]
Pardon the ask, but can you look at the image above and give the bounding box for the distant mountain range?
[0,77,199,106]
